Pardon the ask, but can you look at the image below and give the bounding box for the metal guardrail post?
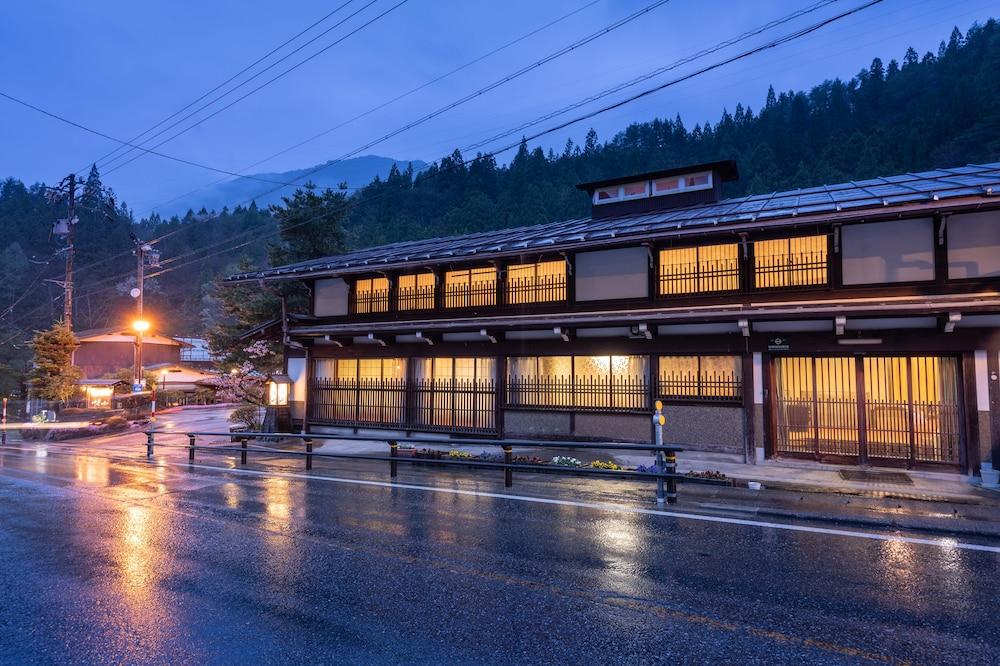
[188,434,196,462]
[665,450,678,505]
[503,445,513,488]
[240,437,248,465]
[305,438,313,470]
[146,431,155,458]
[389,440,398,478]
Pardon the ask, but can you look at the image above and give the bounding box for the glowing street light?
[131,319,151,391]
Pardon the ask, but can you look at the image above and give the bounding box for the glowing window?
[657,356,742,401]
[397,272,435,311]
[444,267,497,308]
[659,244,739,295]
[754,235,828,288]
[352,277,390,314]
[506,260,566,304]
[506,355,648,410]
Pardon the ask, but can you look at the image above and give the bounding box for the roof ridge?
[230,161,1000,282]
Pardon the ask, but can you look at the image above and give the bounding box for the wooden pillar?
[742,352,755,464]
[301,344,312,435]
[751,351,765,463]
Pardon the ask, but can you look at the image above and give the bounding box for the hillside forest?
[0,19,998,392]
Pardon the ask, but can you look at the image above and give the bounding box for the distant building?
[230,161,1000,481]
[146,362,218,394]
[72,328,186,379]
[175,337,219,369]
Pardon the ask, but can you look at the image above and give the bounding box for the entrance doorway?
[772,355,962,467]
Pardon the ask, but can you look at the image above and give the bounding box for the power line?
[117,0,677,270]
[137,0,604,217]
[0,90,303,186]
[131,0,672,226]
[89,0,878,283]
[0,0,884,342]
[461,0,841,153]
[137,0,888,284]
[84,0,357,174]
[99,0,409,177]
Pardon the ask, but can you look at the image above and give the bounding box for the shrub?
[228,404,262,431]
[590,460,623,471]
[448,450,473,459]
[551,456,582,467]
[103,415,129,431]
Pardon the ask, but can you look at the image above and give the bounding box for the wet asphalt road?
[0,421,999,664]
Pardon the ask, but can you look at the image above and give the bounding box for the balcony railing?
[659,258,740,295]
[754,251,828,289]
[397,285,435,311]
[349,289,391,315]
[505,274,567,305]
[444,281,497,309]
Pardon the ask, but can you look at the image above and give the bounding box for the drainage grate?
[839,470,913,485]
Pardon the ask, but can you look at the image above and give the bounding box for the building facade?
[73,328,185,379]
[230,161,1000,477]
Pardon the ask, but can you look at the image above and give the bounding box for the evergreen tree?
[28,323,81,403]
[267,183,348,267]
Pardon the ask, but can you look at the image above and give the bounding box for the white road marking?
[6,443,999,554]
[160,459,1000,554]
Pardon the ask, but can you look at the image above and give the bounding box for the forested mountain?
[1,18,998,391]
[162,155,428,216]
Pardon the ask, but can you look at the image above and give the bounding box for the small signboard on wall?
[767,336,790,351]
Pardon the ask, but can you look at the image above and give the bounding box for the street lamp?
[132,319,151,392]
[267,375,291,407]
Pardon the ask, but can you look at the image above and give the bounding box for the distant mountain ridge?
[161,154,428,215]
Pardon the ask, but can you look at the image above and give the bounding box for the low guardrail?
[141,428,709,504]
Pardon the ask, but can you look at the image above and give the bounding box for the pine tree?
[267,183,349,267]
[28,323,81,403]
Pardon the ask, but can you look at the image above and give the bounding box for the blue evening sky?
[0,0,994,215]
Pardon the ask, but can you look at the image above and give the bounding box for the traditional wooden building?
[73,328,187,378]
[229,161,1000,479]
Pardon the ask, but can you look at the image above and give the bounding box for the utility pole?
[64,173,76,328]
[130,235,159,391]
[133,241,145,389]
[48,174,80,329]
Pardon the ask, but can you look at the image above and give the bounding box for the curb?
[728,475,991,507]
[741,505,1000,540]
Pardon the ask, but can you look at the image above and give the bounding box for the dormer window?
[622,181,649,199]
[594,186,620,203]
[653,171,712,197]
[593,171,714,205]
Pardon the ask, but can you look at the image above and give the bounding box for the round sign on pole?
[129,287,141,299]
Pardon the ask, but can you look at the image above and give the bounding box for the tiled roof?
[228,162,1000,282]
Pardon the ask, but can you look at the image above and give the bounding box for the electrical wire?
[99,0,409,177]
[137,0,604,217]
[0,0,885,343]
[0,90,305,186]
[84,0,357,174]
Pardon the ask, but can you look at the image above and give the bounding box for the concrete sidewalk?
[308,433,998,505]
[647,451,994,505]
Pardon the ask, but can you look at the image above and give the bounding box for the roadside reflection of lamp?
[267,374,291,407]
